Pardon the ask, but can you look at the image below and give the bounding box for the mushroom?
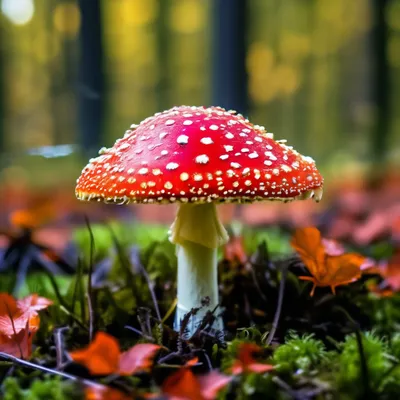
[75,106,323,335]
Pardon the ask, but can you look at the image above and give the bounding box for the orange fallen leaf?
[162,367,231,400]
[70,332,120,375]
[70,332,161,376]
[230,343,274,375]
[291,227,365,296]
[10,197,56,230]
[162,368,204,400]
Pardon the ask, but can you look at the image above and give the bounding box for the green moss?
[2,376,81,400]
[272,332,327,374]
[336,332,393,398]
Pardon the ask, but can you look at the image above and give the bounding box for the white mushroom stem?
[169,202,229,335]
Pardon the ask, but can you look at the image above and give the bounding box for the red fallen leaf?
[383,250,400,291]
[198,371,232,399]
[291,227,366,296]
[119,343,162,375]
[0,293,52,358]
[0,320,33,359]
[70,332,161,376]
[364,249,400,292]
[0,294,52,336]
[162,368,231,400]
[17,294,53,314]
[85,385,133,400]
[231,343,274,375]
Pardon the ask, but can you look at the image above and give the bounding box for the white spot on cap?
[183,120,193,126]
[195,154,209,164]
[224,145,233,152]
[166,162,179,170]
[225,132,234,139]
[177,135,189,144]
[200,137,213,145]
[220,154,229,160]
[164,181,173,189]
[180,172,189,181]
[209,124,218,130]
[159,132,168,139]
[249,152,259,159]
[231,162,241,169]
[165,119,175,126]
[138,168,149,175]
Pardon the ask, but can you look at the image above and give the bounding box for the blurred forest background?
[0,0,399,228]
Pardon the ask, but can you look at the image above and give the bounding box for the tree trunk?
[211,0,248,115]
[370,0,390,165]
[77,0,105,157]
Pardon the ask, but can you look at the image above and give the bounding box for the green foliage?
[242,227,291,256]
[2,376,81,400]
[272,332,327,374]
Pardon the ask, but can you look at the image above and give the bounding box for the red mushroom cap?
[76,106,323,205]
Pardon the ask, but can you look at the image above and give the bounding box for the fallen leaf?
[198,371,232,399]
[384,250,400,291]
[162,368,204,400]
[0,320,33,359]
[70,332,120,375]
[291,227,365,296]
[70,332,161,376]
[119,343,161,375]
[0,294,52,336]
[85,385,133,400]
[17,294,53,315]
[231,343,274,375]
[0,293,52,358]
[364,249,400,293]
[162,357,231,400]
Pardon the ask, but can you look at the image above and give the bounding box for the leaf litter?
[0,199,400,398]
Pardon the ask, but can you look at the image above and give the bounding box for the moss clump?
[336,332,398,399]
[272,332,327,374]
[2,376,80,400]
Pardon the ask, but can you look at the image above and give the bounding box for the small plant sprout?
[75,106,323,335]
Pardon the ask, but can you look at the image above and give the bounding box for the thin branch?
[0,352,103,389]
[85,216,95,342]
[266,265,288,345]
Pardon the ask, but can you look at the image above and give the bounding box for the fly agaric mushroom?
[75,106,323,334]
